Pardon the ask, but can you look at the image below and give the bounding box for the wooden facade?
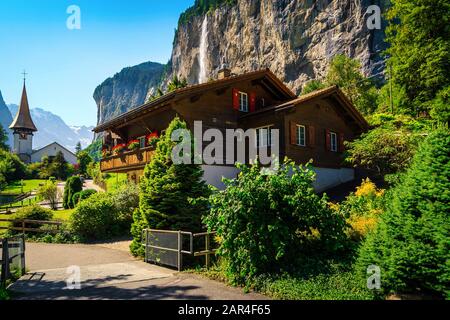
[94,69,368,180]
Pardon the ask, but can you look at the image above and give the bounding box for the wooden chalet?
[93,68,368,191]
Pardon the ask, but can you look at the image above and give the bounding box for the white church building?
[9,81,77,165]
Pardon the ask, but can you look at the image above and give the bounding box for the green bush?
[11,205,53,230]
[203,160,348,286]
[0,149,28,182]
[70,184,138,241]
[72,189,97,206]
[357,129,450,298]
[70,192,117,240]
[63,176,83,209]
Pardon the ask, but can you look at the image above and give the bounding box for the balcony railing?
[100,147,155,172]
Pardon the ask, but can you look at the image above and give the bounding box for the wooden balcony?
[100,147,155,173]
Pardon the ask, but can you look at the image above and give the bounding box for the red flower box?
[112,144,126,154]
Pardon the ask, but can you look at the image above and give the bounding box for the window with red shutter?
[232,88,240,110]
[290,122,297,145]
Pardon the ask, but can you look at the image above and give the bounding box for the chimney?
[218,63,231,80]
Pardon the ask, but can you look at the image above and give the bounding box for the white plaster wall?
[202,164,354,192]
[31,143,77,164]
[13,133,33,155]
[312,167,355,193]
[201,165,240,189]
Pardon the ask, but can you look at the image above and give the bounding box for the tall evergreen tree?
[386,0,450,117]
[357,128,450,297]
[130,117,210,256]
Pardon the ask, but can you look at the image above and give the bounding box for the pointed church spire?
[9,74,37,132]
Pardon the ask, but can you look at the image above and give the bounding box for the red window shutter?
[325,129,331,151]
[308,125,315,147]
[232,88,240,110]
[249,92,256,112]
[290,122,297,145]
[339,133,345,152]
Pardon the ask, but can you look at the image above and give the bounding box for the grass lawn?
[0,180,46,195]
[52,209,74,221]
[105,173,127,191]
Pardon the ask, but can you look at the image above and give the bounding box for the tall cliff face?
[168,0,387,93]
[94,62,165,124]
[94,0,387,125]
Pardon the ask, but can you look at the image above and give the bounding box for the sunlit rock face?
[166,0,387,94]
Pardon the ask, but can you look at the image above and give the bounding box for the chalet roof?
[9,83,38,132]
[240,85,369,131]
[93,69,296,133]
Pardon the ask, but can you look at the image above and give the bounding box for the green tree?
[430,86,450,123]
[385,0,450,117]
[37,181,59,210]
[85,139,102,162]
[301,80,326,95]
[130,117,210,256]
[51,151,71,180]
[325,55,378,115]
[63,176,83,209]
[75,142,82,155]
[0,124,8,150]
[0,149,28,182]
[204,160,348,285]
[77,151,93,176]
[357,129,450,298]
[167,75,188,93]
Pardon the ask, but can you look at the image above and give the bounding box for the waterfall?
[198,16,208,84]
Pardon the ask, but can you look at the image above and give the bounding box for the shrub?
[72,189,97,206]
[0,149,28,182]
[70,192,117,240]
[203,160,349,286]
[357,129,450,298]
[37,181,59,210]
[70,184,138,241]
[11,205,53,230]
[130,117,210,256]
[63,176,83,209]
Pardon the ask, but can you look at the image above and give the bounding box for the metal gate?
[0,235,26,286]
[143,229,216,271]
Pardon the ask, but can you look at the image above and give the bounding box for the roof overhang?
[93,69,296,133]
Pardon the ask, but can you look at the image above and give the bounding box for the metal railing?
[143,229,217,271]
[0,235,26,286]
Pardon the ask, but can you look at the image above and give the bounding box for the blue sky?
[0,0,193,126]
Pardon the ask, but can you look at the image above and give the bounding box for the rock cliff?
[94,0,387,125]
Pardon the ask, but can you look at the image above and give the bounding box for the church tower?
[9,75,37,163]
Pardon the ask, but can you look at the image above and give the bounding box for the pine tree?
[0,124,8,150]
[357,128,450,297]
[386,0,450,117]
[75,142,82,154]
[130,117,210,256]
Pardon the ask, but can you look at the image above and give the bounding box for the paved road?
[10,242,266,300]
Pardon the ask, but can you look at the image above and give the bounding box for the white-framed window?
[330,132,338,152]
[256,126,273,147]
[138,136,146,149]
[239,92,248,112]
[296,125,306,146]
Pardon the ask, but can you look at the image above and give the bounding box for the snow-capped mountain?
[7,104,94,152]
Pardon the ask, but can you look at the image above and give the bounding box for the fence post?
[21,220,25,235]
[205,233,210,269]
[177,231,182,272]
[20,234,26,275]
[144,229,148,263]
[1,238,9,286]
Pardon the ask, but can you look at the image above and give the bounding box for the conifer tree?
[357,128,450,297]
[130,117,210,256]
